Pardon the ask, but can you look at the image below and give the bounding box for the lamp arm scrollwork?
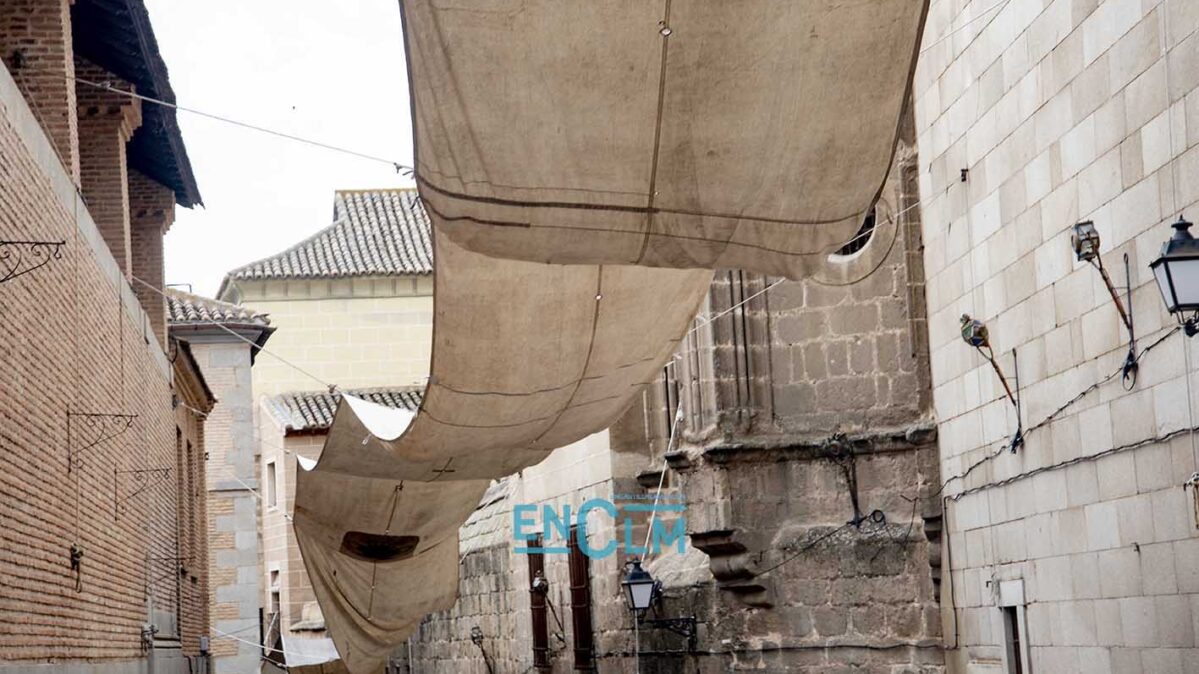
[0,239,65,284]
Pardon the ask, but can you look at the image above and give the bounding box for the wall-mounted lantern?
[621,559,697,651]
[622,559,660,612]
[530,570,549,595]
[1071,221,1102,262]
[960,315,1016,407]
[469,625,494,674]
[1073,222,1138,384]
[1150,216,1199,337]
[960,314,1023,451]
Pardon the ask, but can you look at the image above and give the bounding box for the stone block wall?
[620,105,944,671]
[647,116,931,455]
[233,276,434,396]
[915,0,1199,671]
[0,38,205,669]
[403,432,636,674]
[188,339,262,673]
[662,435,943,674]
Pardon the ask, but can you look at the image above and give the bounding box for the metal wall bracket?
[1089,253,1139,387]
[1118,253,1139,388]
[0,239,65,284]
[639,614,698,652]
[67,410,137,472]
[1009,347,1024,453]
[113,467,171,519]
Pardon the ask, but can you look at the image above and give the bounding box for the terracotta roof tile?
[166,289,270,328]
[224,188,432,286]
[266,387,423,434]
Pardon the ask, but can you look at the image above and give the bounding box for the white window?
[266,461,278,508]
[269,569,281,615]
[997,579,1030,674]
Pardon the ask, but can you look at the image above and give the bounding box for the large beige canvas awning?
[294,231,710,672]
[404,0,927,278]
[295,2,927,670]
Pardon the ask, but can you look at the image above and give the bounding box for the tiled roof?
[73,0,202,207]
[266,387,424,434]
[166,288,271,328]
[222,189,432,290]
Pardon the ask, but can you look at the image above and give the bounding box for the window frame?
[265,460,278,509]
[997,579,1030,674]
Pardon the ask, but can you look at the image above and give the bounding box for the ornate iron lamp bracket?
[639,614,698,652]
[67,411,137,472]
[1,239,65,284]
[113,467,171,519]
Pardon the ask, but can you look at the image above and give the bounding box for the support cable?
[934,325,1181,500]
[72,76,414,175]
[920,0,1012,54]
[131,275,337,393]
[642,405,684,554]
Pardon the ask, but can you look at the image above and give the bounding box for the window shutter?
[567,527,594,670]
[528,536,551,670]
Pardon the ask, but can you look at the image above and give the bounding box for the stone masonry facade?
[916,0,1199,672]
[189,338,265,674]
[627,111,944,674]
[399,432,635,674]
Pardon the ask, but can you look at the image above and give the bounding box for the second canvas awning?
[294,230,712,672]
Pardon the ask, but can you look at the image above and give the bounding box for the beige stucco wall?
[915,1,1199,672]
[258,421,322,638]
[233,275,433,396]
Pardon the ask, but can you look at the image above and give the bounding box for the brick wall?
[75,59,140,280]
[172,347,212,656]
[0,35,205,667]
[0,0,79,182]
[258,424,322,638]
[130,170,175,349]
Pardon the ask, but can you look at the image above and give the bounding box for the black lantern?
[530,570,549,595]
[621,559,659,612]
[1151,216,1199,336]
[620,559,697,651]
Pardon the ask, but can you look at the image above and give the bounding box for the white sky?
[147,0,415,297]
